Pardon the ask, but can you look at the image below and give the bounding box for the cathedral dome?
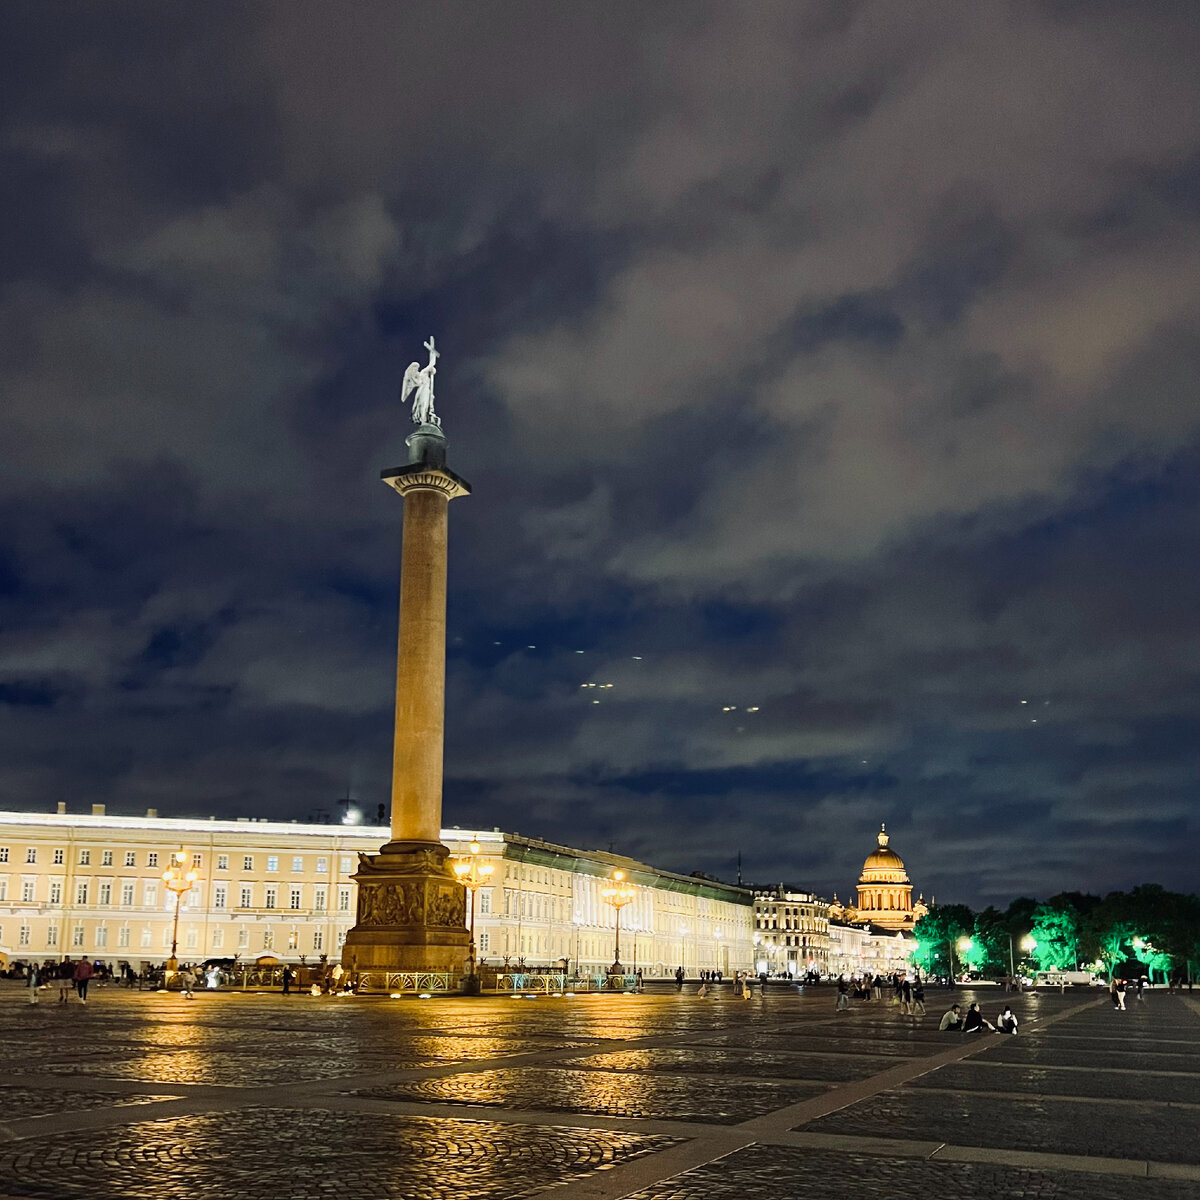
[858,825,910,882]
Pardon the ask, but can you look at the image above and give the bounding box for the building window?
[99,883,112,905]
[262,929,274,949]
[26,848,37,864]
[212,926,224,948]
[314,888,326,912]
[243,856,253,870]
[214,885,227,910]
[479,931,490,953]
[266,856,278,872]
[240,886,252,908]
[19,925,30,946]
[185,928,198,949]
[0,847,7,862]
[118,926,130,948]
[291,856,303,873]
[73,926,85,948]
[217,854,228,871]
[54,849,65,865]
[141,928,151,948]
[0,881,6,901]
[264,887,277,909]
[144,883,157,907]
[125,851,136,867]
[121,883,134,906]
[340,856,352,873]
[288,929,298,950]
[47,925,59,947]
[22,880,36,902]
[102,850,113,867]
[49,881,62,905]
[316,857,328,874]
[336,929,346,948]
[338,887,351,912]
[192,853,202,868]
[479,890,491,914]
[76,883,88,905]
[238,926,249,948]
[147,852,158,868]
[289,888,302,910]
[96,926,108,948]
[79,849,90,865]
[312,929,323,951]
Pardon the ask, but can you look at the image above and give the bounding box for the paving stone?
[0,1107,677,1200]
[804,1085,1200,1163]
[619,1144,1200,1200]
[909,1061,1200,1103]
[565,1046,904,1082]
[0,1086,178,1120]
[353,1065,830,1123]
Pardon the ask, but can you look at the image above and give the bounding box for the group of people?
[25,956,94,1004]
[1109,977,1148,1009]
[938,1001,1019,1034]
[835,971,926,1015]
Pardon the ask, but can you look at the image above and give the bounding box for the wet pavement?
[1,981,1197,1199]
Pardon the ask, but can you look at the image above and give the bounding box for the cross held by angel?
[401,336,441,427]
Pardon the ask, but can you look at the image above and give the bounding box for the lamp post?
[601,870,635,975]
[1008,934,1037,978]
[162,850,199,973]
[452,840,494,994]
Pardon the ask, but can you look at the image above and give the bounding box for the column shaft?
[391,487,450,844]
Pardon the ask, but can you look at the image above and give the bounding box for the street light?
[1008,933,1037,978]
[162,850,199,973]
[452,840,494,994]
[601,870,635,975]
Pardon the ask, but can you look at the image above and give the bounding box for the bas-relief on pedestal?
[341,337,472,989]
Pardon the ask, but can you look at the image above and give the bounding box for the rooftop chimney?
[146,807,158,819]
[92,803,105,816]
[57,802,67,814]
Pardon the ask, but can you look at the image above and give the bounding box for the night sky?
[2,3,1198,909]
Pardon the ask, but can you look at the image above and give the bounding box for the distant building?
[751,886,829,975]
[0,806,754,976]
[828,823,927,933]
[827,920,914,977]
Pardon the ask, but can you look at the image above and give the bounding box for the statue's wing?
[399,362,421,403]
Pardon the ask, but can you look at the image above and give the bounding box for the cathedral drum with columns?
[852,824,927,932]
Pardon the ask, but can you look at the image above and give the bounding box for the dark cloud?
[1,2,1197,906]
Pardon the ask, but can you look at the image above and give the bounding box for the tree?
[913,903,975,976]
[1028,901,1082,971]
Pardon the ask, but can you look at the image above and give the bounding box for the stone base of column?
[341,843,469,991]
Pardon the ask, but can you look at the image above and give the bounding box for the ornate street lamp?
[162,850,199,973]
[601,870,635,975]
[452,841,494,994]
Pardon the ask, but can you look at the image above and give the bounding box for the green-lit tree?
[1028,901,1082,971]
[912,903,975,977]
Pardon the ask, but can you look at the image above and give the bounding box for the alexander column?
[343,337,470,989]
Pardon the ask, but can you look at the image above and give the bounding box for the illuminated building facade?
[751,887,829,975]
[827,824,928,933]
[827,920,914,978]
[0,807,754,976]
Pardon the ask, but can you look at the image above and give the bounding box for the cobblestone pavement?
[0,983,1197,1200]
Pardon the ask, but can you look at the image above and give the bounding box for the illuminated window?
[47,925,59,947]
[192,853,202,868]
[102,850,113,867]
[340,856,352,873]
[316,857,328,874]
[289,888,302,910]
[288,929,298,950]
[240,886,252,908]
[121,883,134,906]
[338,887,351,912]
[22,880,35,902]
[185,928,198,949]
[314,888,326,912]
[212,926,224,948]
[54,849,65,865]
[267,856,278,872]
[49,881,62,905]
[264,887,277,909]
[479,932,490,953]
[76,883,88,905]
[72,926,84,947]
[291,856,303,873]
[19,925,30,946]
[479,890,491,915]
[312,929,323,951]
[98,883,112,905]
[214,885,227,910]
[141,928,151,948]
[238,926,249,948]
[144,883,157,906]
[96,926,108,947]
[118,926,130,948]
[0,847,6,862]
[262,929,273,949]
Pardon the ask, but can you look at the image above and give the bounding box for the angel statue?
[400,336,441,427]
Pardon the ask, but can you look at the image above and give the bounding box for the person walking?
[1115,978,1127,1010]
[179,966,196,998]
[836,974,850,1011]
[27,963,40,1005]
[900,977,913,1015]
[281,966,293,996]
[1136,977,1146,1003]
[73,956,94,1004]
[912,979,926,1017]
[674,965,684,992]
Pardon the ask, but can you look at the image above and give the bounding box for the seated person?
[938,1003,963,1031]
[996,1006,1018,1034]
[962,1001,995,1033]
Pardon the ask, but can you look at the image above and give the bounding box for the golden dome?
[859,824,910,880]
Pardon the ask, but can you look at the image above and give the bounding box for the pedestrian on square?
[996,1006,1018,1034]
[73,956,94,1004]
[1136,977,1146,1002]
[674,965,684,991]
[938,1003,962,1031]
[1115,979,1127,1010]
[912,979,926,1017]
[57,959,74,1004]
[282,966,293,995]
[27,963,40,1005]
[962,1002,994,1033]
[836,974,850,1011]
[179,967,196,998]
[872,974,882,1001]
[900,977,912,1015]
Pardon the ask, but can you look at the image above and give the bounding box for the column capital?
[381,463,471,500]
